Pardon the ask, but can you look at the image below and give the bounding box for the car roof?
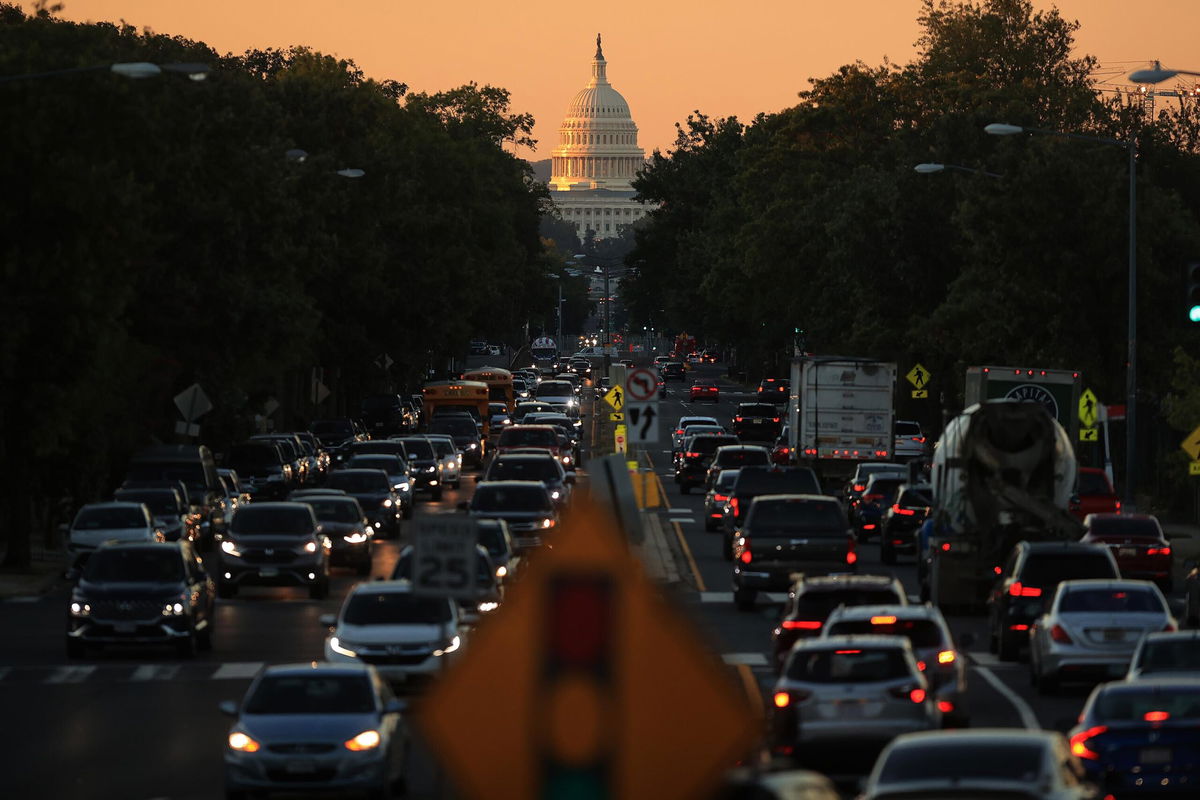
[750,493,837,504]
[475,480,550,489]
[1084,512,1157,523]
[793,634,913,651]
[348,579,420,595]
[94,540,183,553]
[795,574,903,590]
[680,416,720,425]
[826,604,943,622]
[237,501,315,511]
[1058,578,1162,591]
[261,662,375,678]
[329,468,389,477]
[886,728,1060,750]
[1141,630,1200,642]
[79,501,146,511]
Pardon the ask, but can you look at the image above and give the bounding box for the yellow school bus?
[461,367,515,412]
[422,380,491,437]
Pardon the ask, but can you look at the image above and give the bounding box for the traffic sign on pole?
[603,386,624,412]
[173,383,212,421]
[614,424,627,454]
[625,368,658,402]
[625,402,660,444]
[411,517,479,600]
[416,497,758,800]
[1182,423,1200,462]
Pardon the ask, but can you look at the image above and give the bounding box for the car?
[861,729,1091,800]
[987,541,1121,662]
[220,662,409,799]
[852,473,907,540]
[463,480,558,552]
[842,462,908,504]
[770,573,908,672]
[720,466,822,557]
[321,580,464,681]
[569,358,593,378]
[391,544,501,621]
[661,362,686,381]
[482,453,573,508]
[488,344,502,357]
[295,494,374,575]
[359,394,413,437]
[122,444,225,538]
[703,469,740,532]
[476,518,521,586]
[688,381,719,403]
[878,483,931,564]
[652,355,671,367]
[822,603,970,726]
[310,418,366,450]
[112,486,199,544]
[512,400,557,424]
[756,377,789,404]
[703,445,771,489]
[700,351,718,364]
[675,433,740,494]
[326,468,404,535]
[496,424,565,460]
[893,420,928,461]
[1029,579,1176,693]
[424,434,463,489]
[717,766,838,799]
[427,415,485,468]
[671,416,722,454]
[770,426,792,465]
[512,377,532,401]
[731,494,856,611]
[487,402,513,432]
[66,501,163,566]
[1125,630,1200,680]
[534,379,577,409]
[225,440,294,500]
[469,340,488,355]
[1070,467,1120,520]
[1069,678,1200,795]
[1082,512,1173,592]
[342,454,413,525]
[770,635,937,759]
[294,431,332,479]
[215,502,331,599]
[250,434,310,487]
[731,402,782,442]
[392,436,445,500]
[66,540,215,658]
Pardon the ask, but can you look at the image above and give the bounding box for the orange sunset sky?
[53,0,1200,157]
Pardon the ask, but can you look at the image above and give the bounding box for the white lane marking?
[973,664,1040,730]
[723,653,769,667]
[130,665,181,682]
[667,508,693,515]
[700,592,789,604]
[46,665,96,683]
[211,662,264,680]
[966,651,1021,670]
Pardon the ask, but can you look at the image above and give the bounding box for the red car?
[689,381,719,403]
[1069,467,1120,520]
[1081,512,1172,592]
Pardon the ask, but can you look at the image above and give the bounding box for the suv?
[465,480,557,552]
[770,574,908,671]
[360,394,414,437]
[216,502,331,599]
[731,494,855,611]
[842,462,907,505]
[986,541,1120,661]
[67,540,215,658]
[226,440,293,500]
[661,362,686,382]
[295,494,374,576]
[703,445,771,490]
[672,416,722,454]
[67,502,162,566]
[325,469,403,536]
[310,418,363,449]
[731,402,782,442]
[394,436,444,500]
[853,474,908,540]
[483,453,572,509]
[123,444,223,538]
[675,433,740,494]
[428,415,485,468]
[112,486,199,544]
[721,466,822,557]
[823,603,970,727]
[893,420,928,461]
[1082,513,1173,592]
[1125,630,1200,680]
[879,483,932,564]
[704,469,740,531]
[1069,467,1120,520]
[756,377,789,404]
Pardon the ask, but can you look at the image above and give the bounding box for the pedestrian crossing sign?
[906,364,931,389]
[1080,427,1098,442]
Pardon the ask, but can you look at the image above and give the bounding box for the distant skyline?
[54,1,1200,157]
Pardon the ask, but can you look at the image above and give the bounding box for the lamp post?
[986,122,1138,509]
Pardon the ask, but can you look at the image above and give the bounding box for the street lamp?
[546,273,565,347]
[285,150,365,178]
[1128,60,1200,85]
[914,162,1002,178]
[986,121,1138,508]
[0,61,210,83]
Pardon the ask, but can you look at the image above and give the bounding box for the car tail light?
[862,523,876,531]
[852,483,865,492]
[889,687,926,703]
[871,615,897,625]
[940,542,951,551]
[730,497,740,518]
[803,447,818,456]
[938,700,954,713]
[685,452,700,459]
[674,428,684,435]
[1144,710,1170,722]
[1147,546,1171,555]
[1050,624,1073,644]
[916,660,927,671]
[1010,624,1029,631]
[713,493,728,503]
[891,503,916,516]
[736,537,752,564]
[772,417,780,423]
[874,450,889,457]
[1008,582,1042,597]
[994,566,1003,575]
[1115,500,1122,512]
[937,650,956,665]
[912,436,926,443]
[1069,725,1107,760]
[846,536,857,565]
[1164,621,1177,632]
[781,620,822,631]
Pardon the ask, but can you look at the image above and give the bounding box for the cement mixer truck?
[920,400,1083,612]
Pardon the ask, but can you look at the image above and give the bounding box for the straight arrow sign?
[625,401,660,444]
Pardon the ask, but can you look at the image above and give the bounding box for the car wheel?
[431,488,443,502]
[216,581,237,599]
[66,638,86,660]
[880,544,897,565]
[734,588,757,612]
[997,630,1020,662]
[176,631,198,659]
[310,577,330,601]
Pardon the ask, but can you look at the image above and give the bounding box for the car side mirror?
[218,700,239,717]
[319,614,337,627]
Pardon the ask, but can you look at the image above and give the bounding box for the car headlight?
[496,565,508,579]
[433,635,461,657]
[395,482,410,492]
[477,601,499,613]
[344,730,381,751]
[161,600,186,616]
[542,518,555,529]
[329,636,358,657]
[221,540,242,557]
[381,498,393,508]
[70,601,91,617]
[467,443,478,450]
[344,531,370,544]
[550,490,561,501]
[303,541,318,553]
[425,466,437,473]
[228,731,261,753]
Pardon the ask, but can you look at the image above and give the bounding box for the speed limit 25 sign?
[411,517,479,599]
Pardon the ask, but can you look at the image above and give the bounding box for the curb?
[637,513,681,585]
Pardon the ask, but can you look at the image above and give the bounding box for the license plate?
[836,699,864,716]
[1141,747,1172,764]
[1103,628,1124,641]
[285,760,316,774]
[258,567,279,577]
[1119,547,1137,557]
[113,622,136,634]
[753,418,764,424]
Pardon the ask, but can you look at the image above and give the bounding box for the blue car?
[1069,678,1200,795]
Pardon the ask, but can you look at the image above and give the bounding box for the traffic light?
[1189,262,1200,323]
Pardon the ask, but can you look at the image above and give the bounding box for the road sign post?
[625,402,660,444]
[172,383,212,440]
[614,424,627,454]
[1181,423,1200,462]
[411,517,479,599]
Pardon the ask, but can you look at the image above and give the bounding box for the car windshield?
[1060,588,1163,613]
[74,508,145,530]
[785,648,909,683]
[472,486,552,512]
[1087,517,1162,538]
[536,382,573,397]
[399,440,435,460]
[794,589,904,618]
[327,473,388,494]
[477,527,508,559]
[303,499,362,523]
[489,459,561,481]
[739,404,778,417]
[734,469,821,495]
[687,436,738,456]
[895,421,922,436]
[113,492,178,517]
[124,463,206,492]
[1137,639,1200,672]
[231,508,314,535]
[1095,686,1200,721]
[715,449,769,467]
[747,500,847,535]
[429,440,455,457]
[342,591,453,625]
[431,418,477,437]
[1078,472,1114,495]
[346,456,402,474]
[361,396,399,412]
[500,428,557,447]
[83,548,182,583]
[826,618,946,648]
[244,675,376,715]
[896,489,932,508]
[865,478,904,498]
[713,471,740,492]
[878,742,1045,784]
[1021,553,1117,586]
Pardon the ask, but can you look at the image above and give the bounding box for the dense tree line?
[622,0,1200,511]
[0,5,556,564]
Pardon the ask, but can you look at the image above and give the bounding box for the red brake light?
[1050,624,1073,644]
[772,417,780,423]
[1010,623,1029,631]
[852,483,865,492]
[1070,725,1107,760]
[909,688,926,703]
[730,497,741,517]
[891,503,916,516]
[713,493,728,503]
[834,649,862,654]
[940,542,951,551]
[685,452,700,459]
[916,660,927,671]
[781,620,822,630]
[937,700,954,713]
[1147,546,1171,555]
[913,436,926,443]
[740,550,752,564]
[1144,711,1170,722]
[675,428,684,435]
[846,535,857,565]
[1009,582,1042,597]
[846,551,858,565]
[734,416,743,422]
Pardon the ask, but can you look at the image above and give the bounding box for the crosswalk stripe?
[722,653,769,667]
[699,591,789,604]
[211,662,264,680]
[130,665,182,682]
[46,665,95,683]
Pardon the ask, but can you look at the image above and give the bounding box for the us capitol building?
[547,35,653,240]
